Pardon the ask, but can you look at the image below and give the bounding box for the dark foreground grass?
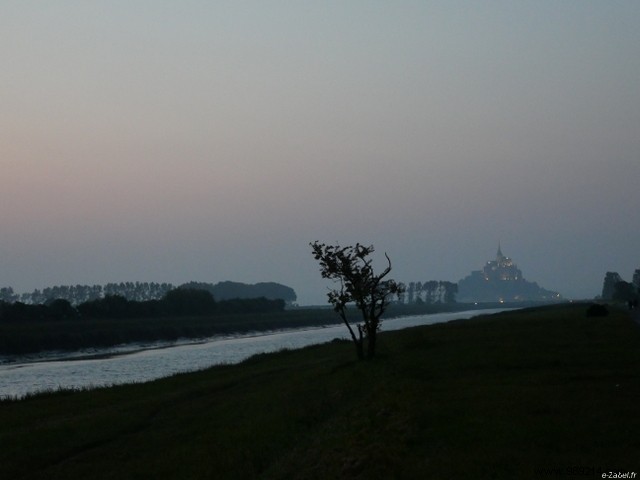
[1,304,639,479]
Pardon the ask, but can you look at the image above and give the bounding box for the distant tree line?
[0,283,174,306]
[0,281,297,306]
[178,281,297,304]
[0,288,286,322]
[398,281,458,305]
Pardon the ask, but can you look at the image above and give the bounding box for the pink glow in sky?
[2,1,639,304]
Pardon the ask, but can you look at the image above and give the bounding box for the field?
[1,303,638,479]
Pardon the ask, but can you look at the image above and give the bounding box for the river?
[0,309,507,399]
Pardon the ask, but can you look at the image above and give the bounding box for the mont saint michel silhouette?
[457,245,562,303]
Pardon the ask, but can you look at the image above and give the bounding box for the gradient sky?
[2,1,639,305]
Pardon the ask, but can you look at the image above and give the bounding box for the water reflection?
[0,309,506,399]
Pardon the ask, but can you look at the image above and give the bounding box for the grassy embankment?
[1,303,639,479]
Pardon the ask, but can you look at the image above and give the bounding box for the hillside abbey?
[457,245,561,303]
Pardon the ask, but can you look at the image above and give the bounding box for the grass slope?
[1,304,639,479]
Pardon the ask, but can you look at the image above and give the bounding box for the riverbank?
[1,303,638,479]
[0,308,508,399]
[0,308,340,356]
[0,302,511,356]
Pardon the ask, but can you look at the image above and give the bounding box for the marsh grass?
[1,304,639,479]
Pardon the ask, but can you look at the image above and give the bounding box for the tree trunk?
[366,330,376,358]
[354,324,365,360]
[338,309,364,360]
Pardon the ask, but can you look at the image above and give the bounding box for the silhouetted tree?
[0,301,49,321]
[45,298,78,321]
[77,295,130,318]
[414,281,423,302]
[442,281,458,303]
[424,281,439,304]
[0,287,18,303]
[310,241,404,360]
[162,288,217,316]
[407,282,415,304]
[180,281,297,304]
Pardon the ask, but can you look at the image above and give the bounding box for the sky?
[1,1,639,305]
